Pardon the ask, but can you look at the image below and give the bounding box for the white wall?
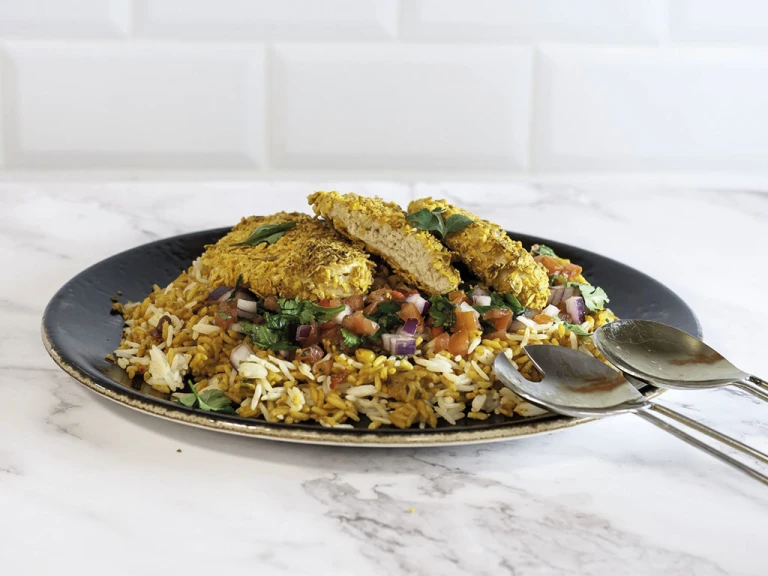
[0,0,767,179]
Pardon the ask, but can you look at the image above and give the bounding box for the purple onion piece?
[393,338,416,356]
[547,285,565,306]
[230,342,253,370]
[400,318,419,335]
[234,289,257,302]
[237,299,258,313]
[565,296,586,324]
[296,324,313,342]
[206,286,234,303]
[405,293,429,314]
[381,333,394,353]
[237,309,258,320]
[562,286,579,301]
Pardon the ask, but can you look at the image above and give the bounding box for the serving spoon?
[593,320,768,402]
[494,347,768,486]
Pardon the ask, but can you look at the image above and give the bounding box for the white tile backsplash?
[0,1,765,176]
[271,44,532,170]
[136,0,398,40]
[534,46,768,171]
[0,0,131,37]
[670,0,768,43]
[402,0,665,44]
[2,41,265,169]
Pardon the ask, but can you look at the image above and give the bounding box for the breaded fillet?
[308,191,460,295]
[202,211,374,300]
[408,198,550,309]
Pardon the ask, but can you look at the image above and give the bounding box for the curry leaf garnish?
[231,222,297,247]
[174,380,236,413]
[406,208,473,239]
[563,322,590,336]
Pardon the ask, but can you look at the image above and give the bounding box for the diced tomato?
[330,370,349,390]
[431,326,444,338]
[327,298,342,308]
[454,309,480,333]
[433,332,450,353]
[263,295,280,312]
[314,358,332,376]
[482,308,512,332]
[344,294,365,312]
[448,329,469,357]
[213,300,238,330]
[341,311,380,336]
[389,290,406,301]
[319,324,342,346]
[536,256,582,279]
[485,329,508,340]
[296,345,325,365]
[448,290,471,305]
[318,298,331,307]
[396,302,423,330]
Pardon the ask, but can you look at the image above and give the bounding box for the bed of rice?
[111,258,616,429]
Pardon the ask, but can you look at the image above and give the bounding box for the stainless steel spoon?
[494,346,768,486]
[593,320,768,401]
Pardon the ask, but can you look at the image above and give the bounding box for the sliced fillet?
[201,211,374,300]
[308,191,460,295]
[408,198,550,309]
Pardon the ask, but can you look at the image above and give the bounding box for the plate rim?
[41,227,698,447]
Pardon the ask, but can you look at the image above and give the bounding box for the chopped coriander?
[231,222,297,247]
[239,320,297,351]
[406,208,474,239]
[341,327,366,348]
[503,294,526,317]
[532,244,557,257]
[428,294,456,328]
[563,322,590,336]
[472,292,526,317]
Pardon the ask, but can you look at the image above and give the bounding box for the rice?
[113,260,614,429]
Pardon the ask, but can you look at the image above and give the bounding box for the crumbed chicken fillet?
[202,212,374,300]
[408,198,550,309]
[308,192,460,295]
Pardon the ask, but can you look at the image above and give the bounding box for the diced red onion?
[296,324,313,342]
[237,299,258,313]
[565,296,586,324]
[230,322,244,333]
[237,310,258,320]
[547,285,565,306]
[393,338,416,356]
[234,289,257,302]
[382,333,416,356]
[405,293,429,314]
[508,319,526,332]
[230,342,253,370]
[206,286,234,302]
[333,304,352,324]
[562,286,579,301]
[542,304,561,319]
[399,318,419,335]
[472,294,492,307]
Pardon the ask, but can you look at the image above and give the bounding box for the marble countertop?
[2,182,767,576]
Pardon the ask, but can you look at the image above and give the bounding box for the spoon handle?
[634,409,768,487]
[648,404,768,465]
[735,377,768,402]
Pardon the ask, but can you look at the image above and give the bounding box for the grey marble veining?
[1,183,767,576]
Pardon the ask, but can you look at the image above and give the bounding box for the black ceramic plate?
[42,229,700,446]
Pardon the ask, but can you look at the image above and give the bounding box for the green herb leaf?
[444,214,474,234]
[227,274,244,302]
[428,294,456,328]
[532,244,557,257]
[231,222,297,247]
[173,380,235,413]
[406,208,473,239]
[240,320,296,351]
[303,302,346,324]
[367,300,403,337]
[340,327,366,349]
[217,311,233,321]
[569,283,610,311]
[504,294,526,316]
[472,292,526,317]
[563,322,590,336]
